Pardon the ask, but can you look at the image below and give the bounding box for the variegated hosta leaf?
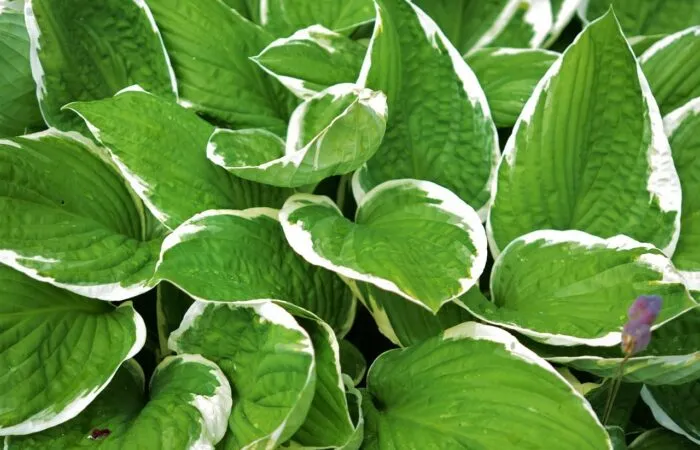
[0,129,160,299]
[252,25,366,99]
[464,230,697,346]
[5,356,232,449]
[488,0,553,49]
[147,0,294,135]
[354,0,499,218]
[579,0,700,38]
[362,322,612,449]
[487,11,682,256]
[339,340,366,387]
[208,83,387,188]
[640,27,700,115]
[465,48,558,127]
[154,208,356,336]
[25,0,176,131]
[0,267,146,435]
[533,308,700,385]
[629,428,700,450]
[169,301,316,450]
[642,381,700,445]
[545,0,585,46]
[281,179,487,313]
[67,88,293,231]
[665,98,700,291]
[0,10,43,138]
[259,0,375,37]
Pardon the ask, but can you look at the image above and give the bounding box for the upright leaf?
[466,230,697,346]
[0,129,160,299]
[155,282,193,359]
[169,301,315,450]
[67,88,292,230]
[154,209,356,336]
[5,356,233,449]
[354,0,499,217]
[580,0,700,37]
[281,179,488,313]
[640,27,700,115]
[260,0,375,37]
[362,322,611,449]
[0,267,146,435]
[487,11,681,256]
[25,0,175,131]
[642,381,700,445]
[147,0,293,134]
[0,10,43,137]
[665,98,700,291]
[488,0,553,49]
[465,48,558,127]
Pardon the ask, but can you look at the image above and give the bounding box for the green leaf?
[154,208,356,336]
[488,0,553,49]
[66,88,293,230]
[281,179,487,313]
[487,11,681,256]
[147,0,294,135]
[208,83,387,188]
[0,10,44,138]
[354,0,499,217]
[465,230,697,346]
[629,34,668,56]
[0,266,146,435]
[545,0,585,47]
[339,340,366,387]
[155,282,193,360]
[362,322,612,449]
[253,25,366,99]
[640,27,700,115]
[580,0,700,37]
[606,426,628,450]
[587,382,641,428]
[629,428,699,450]
[169,301,315,450]
[0,129,160,299]
[665,97,700,291]
[642,381,700,445]
[25,0,176,131]
[260,0,375,37]
[465,47,558,127]
[5,356,232,449]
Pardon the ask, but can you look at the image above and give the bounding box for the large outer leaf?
[0,10,43,137]
[67,88,292,230]
[465,48,558,127]
[642,381,700,445]
[665,98,700,290]
[0,267,146,435]
[147,0,293,135]
[354,0,499,218]
[362,322,611,449]
[281,179,487,313]
[25,0,176,131]
[154,209,356,336]
[259,0,375,37]
[467,230,697,346]
[169,301,315,450]
[487,11,681,256]
[208,83,387,188]
[0,129,159,299]
[5,356,232,449]
[580,0,700,37]
[640,27,700,115]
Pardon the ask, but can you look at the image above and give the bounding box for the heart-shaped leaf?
[487,11,682,256]
[4,356,232,449]
[464,230,697,346]
[207,83,387,188]
[642,381,700,445]
[154,208,356,336]
[353,0,499,217]
[0,266,145,435]
[0,129,160,299]
[281,179,488,313]
[362,322,612,449]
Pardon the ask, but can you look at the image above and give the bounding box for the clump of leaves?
[1,0,699,449]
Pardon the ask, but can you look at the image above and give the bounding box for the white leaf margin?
[641,385,700,445]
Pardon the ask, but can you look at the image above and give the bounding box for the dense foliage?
[1,0,699,448]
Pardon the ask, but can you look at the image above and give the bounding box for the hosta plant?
[1,0,700,449]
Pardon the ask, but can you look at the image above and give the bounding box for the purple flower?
[621,295,662,355]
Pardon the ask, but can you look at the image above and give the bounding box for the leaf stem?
[602,354,630,425]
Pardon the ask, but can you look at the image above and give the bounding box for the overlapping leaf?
[629,428,699,449]
[642,381,700,445]
[488,0,553,49]
[258,0,375,37]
